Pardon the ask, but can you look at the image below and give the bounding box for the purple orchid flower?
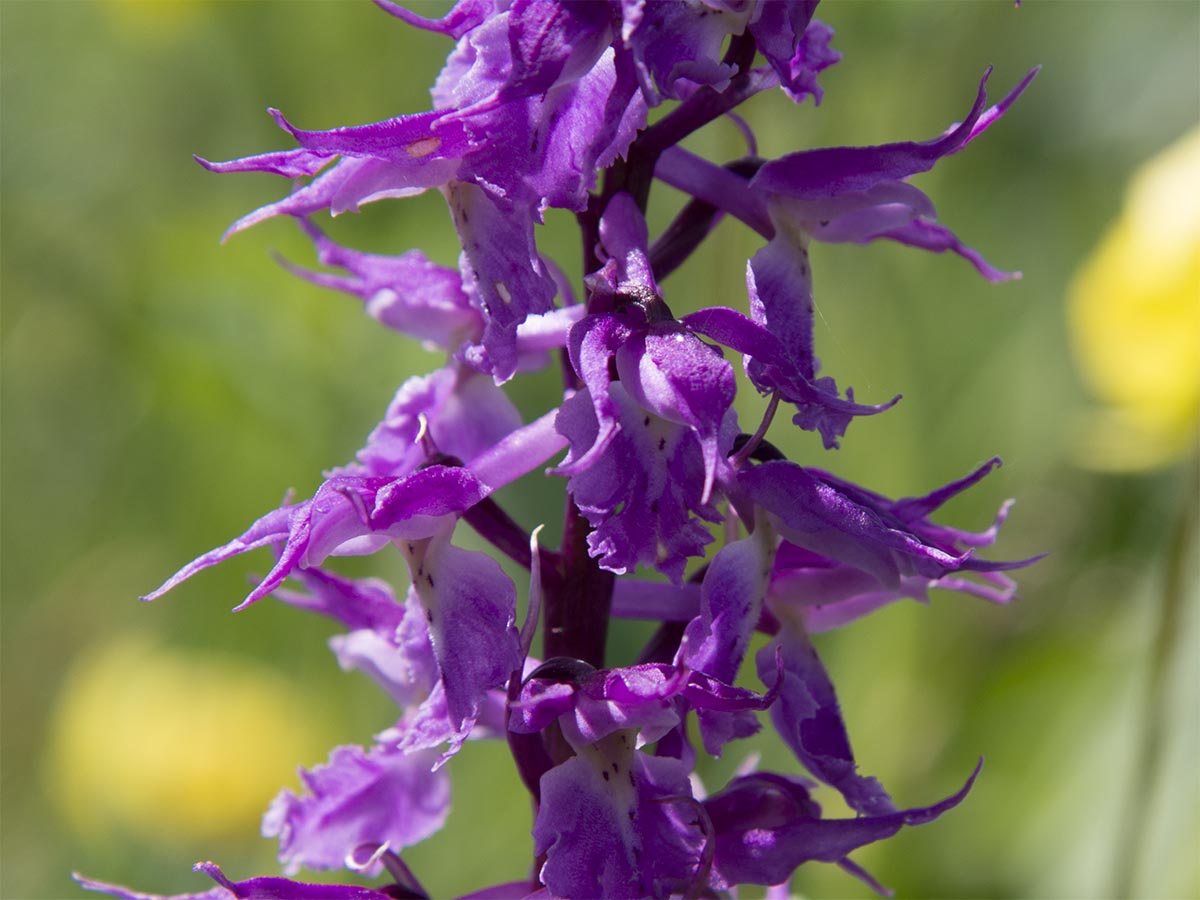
[749,5,839,104]
[555,193,739,582]
[703,760,984,894]
[511,656,774,899]
[114,4,1042,898]
[661,67,1038,445]
[279,219,483,350]
[263,742,449,878]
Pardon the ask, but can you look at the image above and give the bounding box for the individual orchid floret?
[683,304,898,449]
[674,523,777,756]
[444,182,560,381]
[397,524,522,744]
[739,459,1021,590]
[262,742,449,878]
[555,322,729,581]
[273,565,507,762]
[754,621,896,816]
[142,402,566,609]
[749,66,1040,279]
[334,367,522,480]
[656,69,1036,445]
[555,194,739,581]
[141,465,489,610]
[510,657,773,751]
[702,760,983,894]
[623,0,752,102]
[512,657,771,900]
[748,5,840,104]
[763,457,1042,631]
[279,219,483,350]
[533,732,703,899]
[768,541,1022,635]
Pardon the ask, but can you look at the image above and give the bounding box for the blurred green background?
[2,2,1197,898]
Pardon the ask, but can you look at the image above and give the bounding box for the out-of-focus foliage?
[2,2,1196,899]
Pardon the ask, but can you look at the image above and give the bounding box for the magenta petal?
[75,863,399,900]
[74,872,228,900]
[447,183,558,382]
[534,745,702,899]
[706,761,983,890]
[756,628,896,816]
[282,221,483,348]
[676,532,775,756]
[220,158,374,238]
[140,505,295,603]
[742,461,962,589]
[272,566,404,635]
[616,322,736,501]
[371,0,491,39]
[369,466,489,535]
[268,107,470,165]
[195,147,334,179]
[751,69,1037,199]
[498,0,613,101]
[346,368,521,478]
[403,533,521,734]
[556,384,719,582]
[263,742,448,877]
[879,217,1020,282]
[678,533,773,684]
[750,8,840,105]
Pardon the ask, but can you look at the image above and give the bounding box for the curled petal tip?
[267,107,295,135]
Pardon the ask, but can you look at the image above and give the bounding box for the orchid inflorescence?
[78,2,1039,898]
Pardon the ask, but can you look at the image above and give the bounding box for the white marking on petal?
[405,137,441,159]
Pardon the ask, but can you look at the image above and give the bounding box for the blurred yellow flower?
[103,0,206,40]
[47,633,331,845]
[1069,126,1200,470]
